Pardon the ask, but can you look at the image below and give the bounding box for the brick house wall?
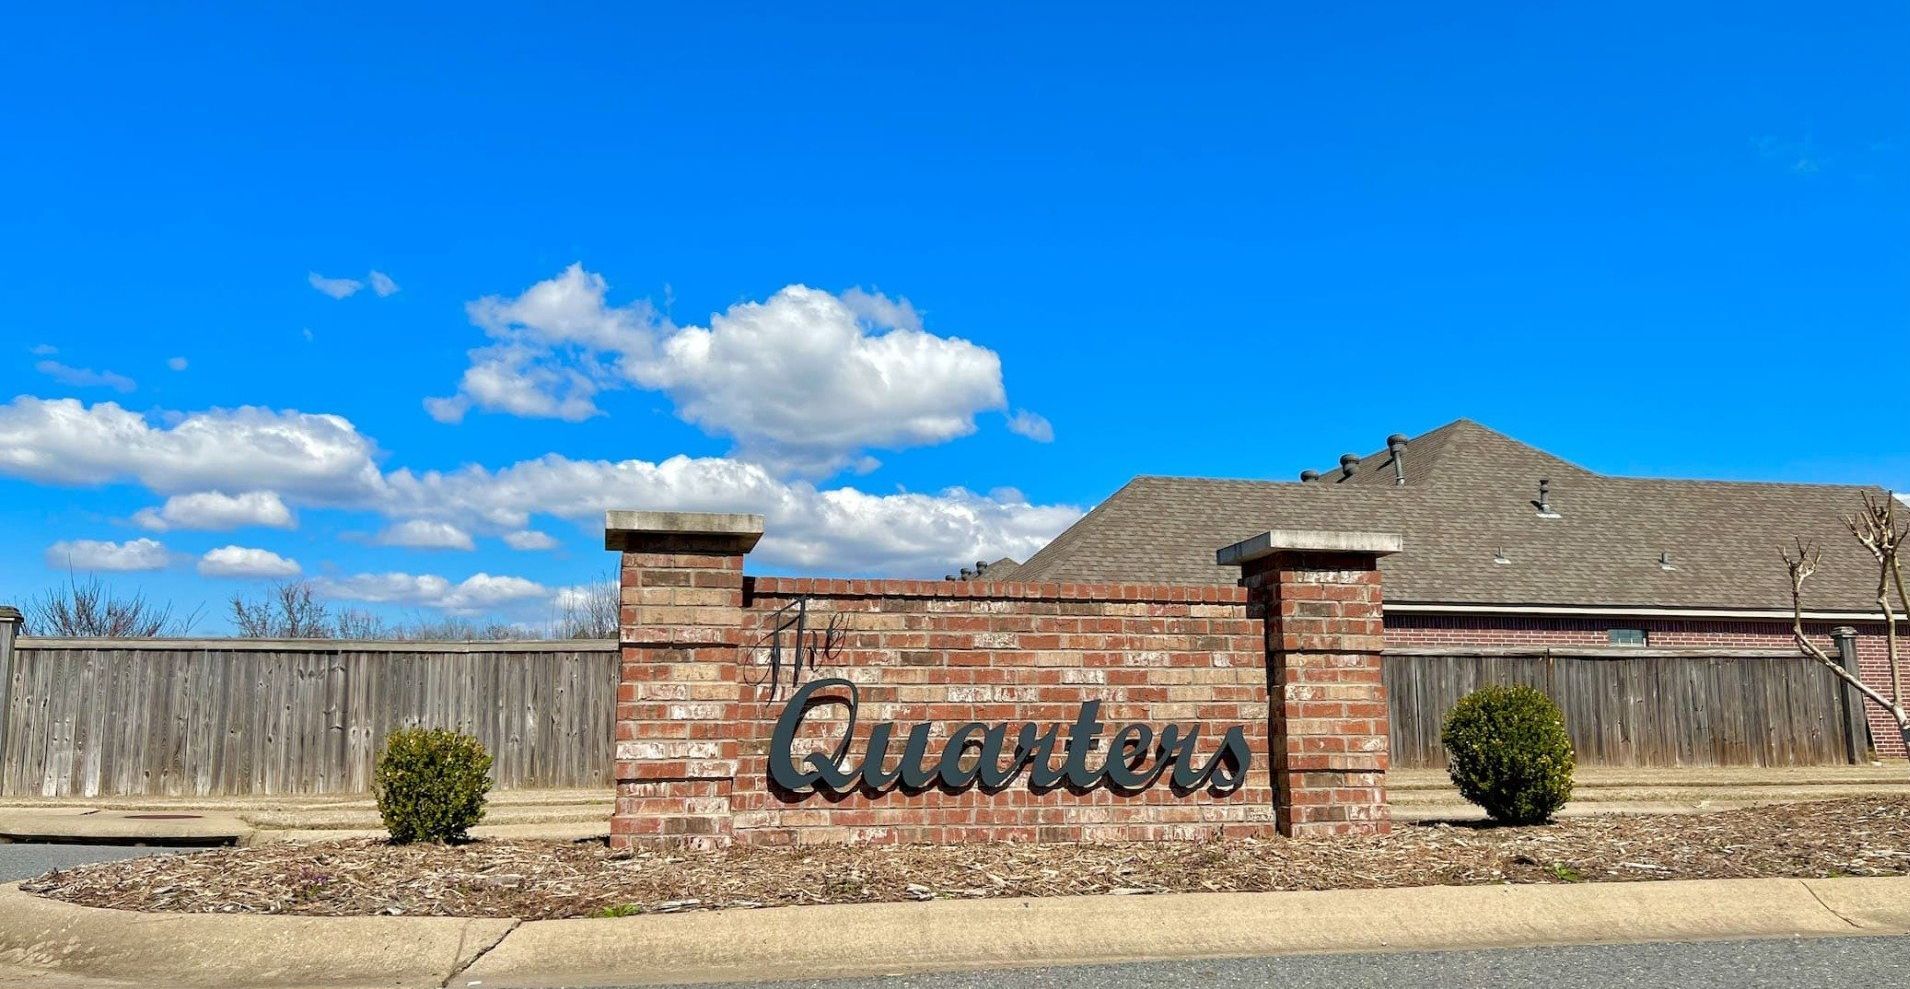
[1385,614,1906,760]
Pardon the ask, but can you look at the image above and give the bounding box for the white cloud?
[466,263,657,353]
[426,265,651,424]
[197,545,301,579]
[550,582,603,612]
[45,537,170,572]
[421,395,466,423]
[311,571,549,614]
[133,491,296,532]
[431,266,1010,476]
[1006,409,1054,443]
[503,529,559,550]
[380,453,1078,575]
[167,357,189,371]
[1,398,1080,577]
[375,519,475,550]
[36,361,135,394]
[424,345,602,423]
[0,398,384,498]
[649,286,1005,475]
[369,271,399,297]
[1753,135,1825,175]
[838,286,925,332]
[308,272,363,299]
[29,344,57,356]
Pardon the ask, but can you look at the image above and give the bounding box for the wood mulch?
[22,798,1910,920]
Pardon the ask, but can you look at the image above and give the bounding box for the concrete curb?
[464,876,1910,987]
[0,884,515,989]
[2,876,1908,989]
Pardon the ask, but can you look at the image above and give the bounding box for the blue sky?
[2,4,1905,630]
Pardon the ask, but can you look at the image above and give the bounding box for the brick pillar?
[1219,529,1401,837]
[605,510,763,850]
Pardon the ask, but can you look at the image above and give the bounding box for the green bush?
[1441,684,1575,825]
[373,727,494,843]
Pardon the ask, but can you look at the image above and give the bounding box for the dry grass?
[23,798,1910,920]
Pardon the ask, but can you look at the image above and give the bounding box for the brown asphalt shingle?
[1005,420,1890,613]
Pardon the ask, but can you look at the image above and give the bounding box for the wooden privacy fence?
[0,637,1869,796]
[0,637,618,798]
[1385,646,1862,768]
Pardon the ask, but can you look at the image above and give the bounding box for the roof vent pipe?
[1299,469,1320,482]
[1536,478,1559,518]
[1386,433,1408,486]
[1339,453,1359,480]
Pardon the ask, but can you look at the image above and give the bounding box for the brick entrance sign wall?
[608,511,1399,849]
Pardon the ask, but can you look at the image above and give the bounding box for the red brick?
[612,534,1416,845]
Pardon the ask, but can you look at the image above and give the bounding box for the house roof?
[1000,419,1892,615]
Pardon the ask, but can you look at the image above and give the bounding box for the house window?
[1608,628,1648,647]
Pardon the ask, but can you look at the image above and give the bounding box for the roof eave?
[1387,601,1887,623]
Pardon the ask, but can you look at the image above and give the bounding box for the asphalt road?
[0,842,179,883]
[610,936,1910,989]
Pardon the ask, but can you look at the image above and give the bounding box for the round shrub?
[373,727,494,843]
[1440,684,1575,825]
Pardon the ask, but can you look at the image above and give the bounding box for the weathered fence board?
[1,639,619,797]
[2,637,1862,795]
[1384,647,1854,768]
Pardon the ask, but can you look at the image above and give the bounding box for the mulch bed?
[22,798,1910,920]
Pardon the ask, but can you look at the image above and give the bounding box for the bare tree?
[230,581,339,638]
[1783,492,1910,755]
[552,572,619,639]
[230,583,536,640]
[331,607,389,640]
[390,613,525,641]
[25,574,199,637]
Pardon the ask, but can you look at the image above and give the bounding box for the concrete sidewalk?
[0,788,610,845]
[0,766,1901,843]
[2,876,1908,988]
[1391,764,1906,820]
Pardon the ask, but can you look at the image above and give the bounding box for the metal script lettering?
[769,677,1251,795]
[747,597,846,700]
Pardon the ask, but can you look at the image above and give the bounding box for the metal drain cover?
[122,814,204,820]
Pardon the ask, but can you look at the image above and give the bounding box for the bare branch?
[1786,497,1910,760]
[25,573,198,637]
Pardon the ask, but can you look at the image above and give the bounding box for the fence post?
[1830,627,1870,764]
[0,606,19,790]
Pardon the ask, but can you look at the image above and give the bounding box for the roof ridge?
[1442,420,1598,477]
[1133,474,1422,496]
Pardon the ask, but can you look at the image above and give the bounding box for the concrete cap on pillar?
[1216,529,1403,567]
[604,510,765,553]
